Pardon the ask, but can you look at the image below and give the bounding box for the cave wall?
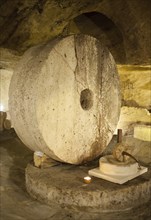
[117,65,151,135]
[0,0,150,64]
[0,69,13,116]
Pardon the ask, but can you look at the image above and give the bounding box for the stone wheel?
[9,34,121,164]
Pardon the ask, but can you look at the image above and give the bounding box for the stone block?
[134,125,151,142]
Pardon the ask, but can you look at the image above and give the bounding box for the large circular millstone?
[9,34,121,164]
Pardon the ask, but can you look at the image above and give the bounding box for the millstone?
[9,34,121,164]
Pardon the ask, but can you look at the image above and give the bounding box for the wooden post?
[117,129,122,143]
[0,111,7,131]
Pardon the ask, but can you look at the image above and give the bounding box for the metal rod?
[122,151,141,168]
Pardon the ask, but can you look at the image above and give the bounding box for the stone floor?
[0,130,151,220]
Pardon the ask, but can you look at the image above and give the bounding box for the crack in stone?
[53,47,75,73]
[74,37,85,95]
[54,44,85,96]
[97,43,104,141]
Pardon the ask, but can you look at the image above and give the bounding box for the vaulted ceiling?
[0,0,151,64]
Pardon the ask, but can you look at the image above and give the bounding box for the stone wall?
[0,69,13,115]
[118,65,151,109]
[116,65,151,135]
[0,0,150,64]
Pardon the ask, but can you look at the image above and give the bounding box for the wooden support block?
[33,151,59,168]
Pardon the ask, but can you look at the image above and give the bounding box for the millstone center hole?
[80,89,93,110]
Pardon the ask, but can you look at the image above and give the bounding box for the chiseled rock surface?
[0,48,20,70]
[134,125,151,142]
[26,161,151,212]
[9,34,120,164]
[117,106,151,135]
[0,69,13,112]
[0,0,150,64]
[118,65,151,109]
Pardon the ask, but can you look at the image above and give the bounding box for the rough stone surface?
[26,161,151,212]
[0,69,13,112]
[0,0,150,65]
[117,65,151,109]
[9,34,120,164]
[134,125,151,142]
[117,106,151,135]
[0,48,20,70]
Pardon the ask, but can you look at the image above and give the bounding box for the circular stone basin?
[26,162,151,212]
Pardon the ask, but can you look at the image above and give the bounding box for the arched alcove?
[64,12,126,64]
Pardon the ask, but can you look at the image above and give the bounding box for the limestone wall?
[0,0,150,65]
[117,106,150,135]
[0,69,13,118]
[118,65,151,109]
[116,65,151,135]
